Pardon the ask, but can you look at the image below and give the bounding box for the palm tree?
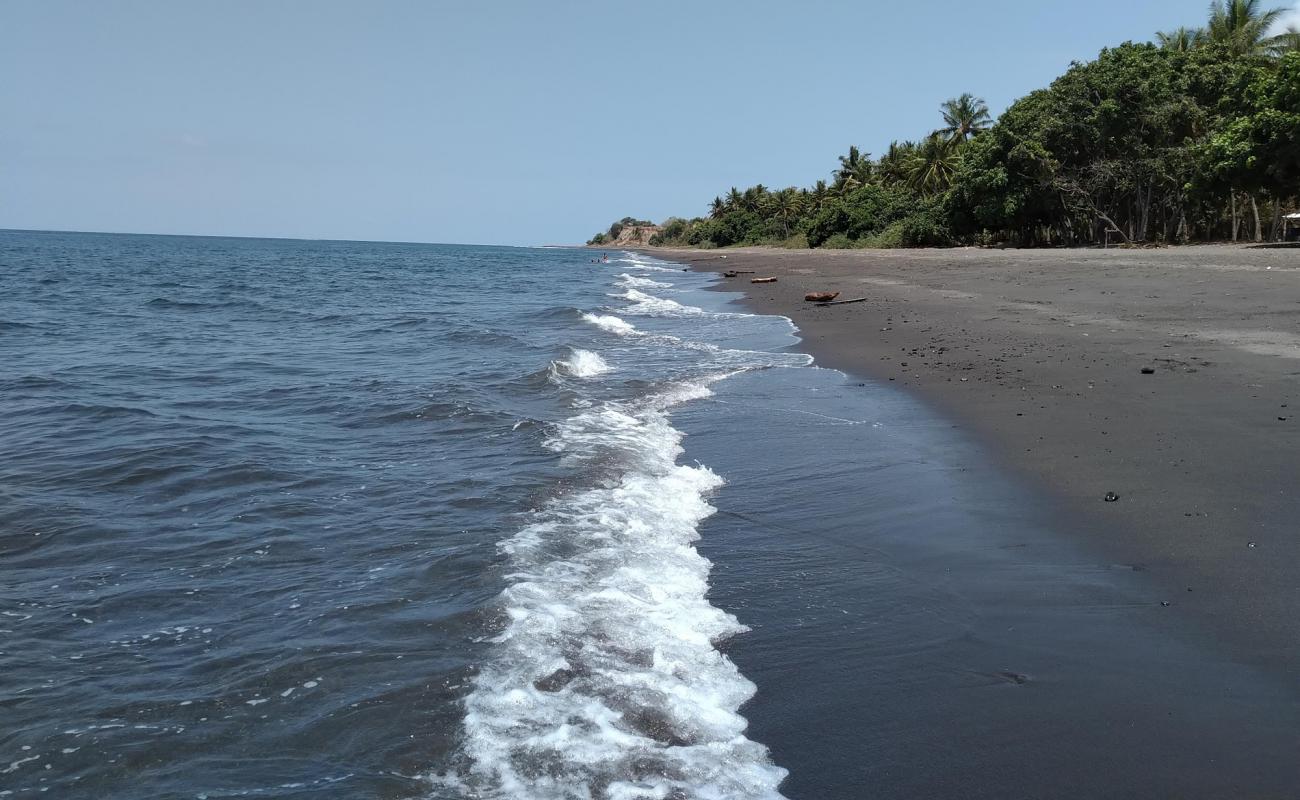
[726,187,744,212]
[906,133,961,195]
[740,185,769,214]
[1266,25,1300,55]
[834,146,872,188]
[809,180,830,213]
[766,188,804,238]
[1157,25,1203,51]
[939,94,992,143]
[709,196,727,219]
[1204,0,1286,56]
[876,140,917,186]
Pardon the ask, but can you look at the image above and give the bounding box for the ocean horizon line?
[0,226,564,250]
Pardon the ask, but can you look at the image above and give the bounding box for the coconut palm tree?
[1157,25,1204,51]
[939,94,992,143]
[1204,0,1286,56]
[809,180,830,213]
[766,188,804,238]
[740,185,768,214]
[906,133,961,195]
[876,140,917,186]
[726,187,744,212]
[1266,25,1300,55]
[834,146,872,188]
[709,196,727,219]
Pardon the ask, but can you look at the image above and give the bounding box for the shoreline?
[650,244,1300,677]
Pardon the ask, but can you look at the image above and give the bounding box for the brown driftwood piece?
[814,296,869,306]
[804,292,840,302]
[751,277,778,284]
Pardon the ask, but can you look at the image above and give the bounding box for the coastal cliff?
[586,217,661,247]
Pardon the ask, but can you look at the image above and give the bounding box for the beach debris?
[814,296,870,307]
[804,291,840,302]
[1160,601,1171,607]
[1140,366,1156,374]
[1248,541,1257,548]
[723,271,738,278]
[1104,491,1120,502]
[751,277,778,284]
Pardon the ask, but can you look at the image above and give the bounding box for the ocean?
[4,231,1297,800]
[2,232,806,798]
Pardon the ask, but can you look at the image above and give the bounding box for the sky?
[3,1,1298,246]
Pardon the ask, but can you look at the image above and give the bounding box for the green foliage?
[897,201,955,246]
[590,4,1299,250]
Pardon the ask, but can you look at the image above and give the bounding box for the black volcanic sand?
[658,244,1300,798]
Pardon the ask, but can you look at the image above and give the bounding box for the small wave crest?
[581,313,640,336]
[458,378,787,798]
[145,297,262,312]
[619,289,707,318]
[617,273,672,290]
[550,348,612,381]
[617,255,683,273]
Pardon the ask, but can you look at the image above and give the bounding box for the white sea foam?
[459,379,788,799]
[581,313,640,336]
[620,288,708,318]
[617,273,672,290]
[551,348,612,380]
[618,256,682,273]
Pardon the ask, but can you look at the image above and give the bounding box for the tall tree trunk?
[1250,195,1262,242]
[1231,193,1239,242]
[1139,184,1152,242]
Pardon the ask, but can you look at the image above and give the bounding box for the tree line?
[588,1,1300,249]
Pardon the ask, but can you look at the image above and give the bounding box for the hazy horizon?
[5,0,1299,246]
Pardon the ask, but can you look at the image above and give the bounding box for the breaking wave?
[551,348,612,380]
[617,273,672,290]
[581,313,640,336]
[459,378,788,799]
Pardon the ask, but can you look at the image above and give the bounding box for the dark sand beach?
[663,244,1300,666]
[653,244,1300,795]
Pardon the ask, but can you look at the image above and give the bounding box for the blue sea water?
[0,232,807,798]
[4,230,1298,800]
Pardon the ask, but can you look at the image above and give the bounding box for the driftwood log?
[814,296,869,307]
[804,291,839,302]
[751,277,778,284]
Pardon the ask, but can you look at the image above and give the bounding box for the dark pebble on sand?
[1141,367,1156,374]
[1104,491,1119,502]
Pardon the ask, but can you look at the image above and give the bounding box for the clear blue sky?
[4,1,1294,245]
